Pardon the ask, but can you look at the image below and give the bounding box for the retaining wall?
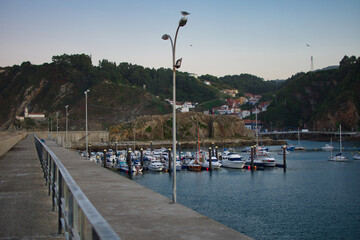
[0,132,27,157]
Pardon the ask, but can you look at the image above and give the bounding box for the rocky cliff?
[109,112,253,141]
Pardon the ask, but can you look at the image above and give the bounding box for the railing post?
[52,165,56,211]
[58,173,63,234]
[48,156,52,196]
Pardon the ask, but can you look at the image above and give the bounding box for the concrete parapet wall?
[0,132,27,157]
[34,131,109,149]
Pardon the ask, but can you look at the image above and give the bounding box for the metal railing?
[34,134,120,240]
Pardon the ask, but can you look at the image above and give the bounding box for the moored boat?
[221,153,245,169]
[148,160,164,172]
[201,156,222,169]
[329,125,347,162]
[188,160,202,171]
[322,144,334,151]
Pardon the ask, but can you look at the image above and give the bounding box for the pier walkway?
[0,135,63,239]
[44,139,251,240]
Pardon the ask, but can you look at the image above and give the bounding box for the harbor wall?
[34,131,286,151]
[0,131,27,157]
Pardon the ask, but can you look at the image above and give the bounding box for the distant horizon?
[1,0,359,80]
[0,52,346,81]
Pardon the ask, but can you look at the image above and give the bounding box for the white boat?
[201,156,222,169]
[260,156,276,167]
[322,144,334,151]
[148,160,164,172]
[329,153,347,162]
[353,154,360,160]
[221,153,245,169]
[163,159,182,171]
[322,138,334,151]
[329,124,347,162]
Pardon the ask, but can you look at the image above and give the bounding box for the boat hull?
[188,165,202,171]
[221,160,245,169]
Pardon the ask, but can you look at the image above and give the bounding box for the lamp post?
[162,11,189,204]
[65,105,69,148]
[84,89,90,160]
[56,112,59,140]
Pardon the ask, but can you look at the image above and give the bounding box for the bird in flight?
[306,44,311,47]
[181,11,190,16]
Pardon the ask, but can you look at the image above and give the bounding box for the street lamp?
[84,89,90,160]
[162,11,189,204]
[65,105,69,148]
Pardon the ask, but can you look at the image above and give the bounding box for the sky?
[0,0,359,80]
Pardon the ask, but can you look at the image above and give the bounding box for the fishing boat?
[188,159,202,171]
[221,153,245,169]
[329,124,347,162]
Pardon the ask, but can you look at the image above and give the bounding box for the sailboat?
[294,127,305,150]
[188,123,202,171]
[246,111,276,167]
[329,124,347,162]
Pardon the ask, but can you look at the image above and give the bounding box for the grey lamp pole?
[65,105,69,148]
[84,89,90,160]
[162,11,189,204]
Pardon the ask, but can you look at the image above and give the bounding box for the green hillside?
[261,56,360,131]
[0,53,359,132]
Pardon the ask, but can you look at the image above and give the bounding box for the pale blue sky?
[1,0,359,80]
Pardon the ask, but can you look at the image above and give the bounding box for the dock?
[0,134,63,239]
[0,133,251,240]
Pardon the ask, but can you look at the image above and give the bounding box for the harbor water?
[120,140,360,239]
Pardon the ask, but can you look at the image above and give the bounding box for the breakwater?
[33,131,286,151]
[261,131,360,141]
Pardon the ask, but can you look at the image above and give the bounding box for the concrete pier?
[0,135,63,239]
[44,139,251,240]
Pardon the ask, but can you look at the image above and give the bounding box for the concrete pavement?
[0,135,63,239]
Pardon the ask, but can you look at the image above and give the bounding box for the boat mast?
[255,111,258,147]
[340,124,342,154]
[197,123,201,163]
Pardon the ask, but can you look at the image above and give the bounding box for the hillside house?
[222,89,238,97]
[244,119,263,130]
[258,102,270,112]
[239,110,251,119]
[165,99,196,112]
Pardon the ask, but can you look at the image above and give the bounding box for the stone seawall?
[0,132,27,157]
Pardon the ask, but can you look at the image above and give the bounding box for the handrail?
[34,134,120,240]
